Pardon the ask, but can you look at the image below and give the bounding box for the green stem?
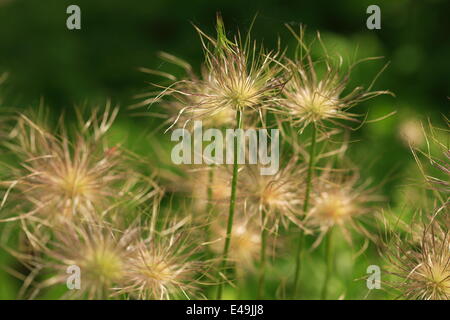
[321,227,334,300]
[207,169,214,210]
[204,168,214,242]
[293,123,317,298]
[216,109,243,300]
[257,210,267,299]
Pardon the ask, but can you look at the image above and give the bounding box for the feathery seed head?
[151,15,285,129]
[241,159,305,230]
[278,25,391,133]
[1,107,157,225]
[23,220,132,299]
[115,214,207,300]
[384,216,450,300]
[305,167,381,246]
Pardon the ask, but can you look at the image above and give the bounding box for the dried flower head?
[278,25,392,133]
[156,55,239,129]
[150,15,285,130]
[10,200,208,300]
[0,106,157,225]
[13,219,134,299]
[384,214,450,300]
[240,159,305,230]
[304,167,382,246]
[115,215,208,300]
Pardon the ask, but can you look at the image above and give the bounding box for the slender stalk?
[321,227,334,300]
[293,123,317,298]
[204,168,214,242]
[207,169,214,211]
[216,109,243,300]
[257,210,267,299]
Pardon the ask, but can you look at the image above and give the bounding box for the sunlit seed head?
[137,258,173,282]
[254,176,297,212]
[26,220,132,299]
[56,165,95,201]
[259,182,287,208]
[196,15,284,113]
[288,85,340,123]
[219,73,261,109]
[305,167,380,246]
[241,160,305,230]
[148,16,284,130]
[115,216,206,300]
[232,223,260,256]
[161,76,236,129]
[385,216,450,300]
[1,107,157,224]
[278,26,391,133]
[118,242,204,300]
[419,260,450,298]
[124,244,180,292]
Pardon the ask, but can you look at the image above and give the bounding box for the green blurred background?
[0,0,448,299]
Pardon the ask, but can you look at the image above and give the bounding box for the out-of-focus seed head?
[305,167,382,246]
[210,214,262,274]
[398,118,424,147]
[240,159,305,231]
[20,219,133,299]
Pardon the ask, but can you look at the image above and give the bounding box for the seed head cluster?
[1,15,446,301]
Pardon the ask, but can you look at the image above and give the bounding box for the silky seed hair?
[114,210,210,300]
[304,166,383,247]
[277,25,392,134]
[148,15,286,131]
[210,213,263,275]
[10,218,137,299]
[0,106,158,225]
[240,158,306,231]
[189,165,233,212]
[383,211,450,300]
